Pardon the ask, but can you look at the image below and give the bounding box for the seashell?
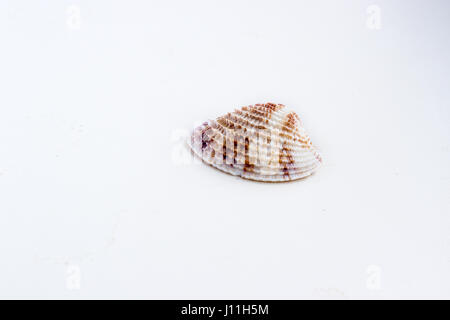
[188,103,322,182]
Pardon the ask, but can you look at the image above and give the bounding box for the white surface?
[0,0,449,299]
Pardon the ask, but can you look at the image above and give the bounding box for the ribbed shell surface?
[188,103,322,182]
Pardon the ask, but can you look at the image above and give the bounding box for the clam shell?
[188,103,322,182]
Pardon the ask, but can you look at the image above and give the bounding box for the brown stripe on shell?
[262,102,283,112]
[242,107,271,124]
[279,112,302,177]
[233,109,267,130]
[279,112,310,146]
[279,142,295,178]
[244,112,268,127]
[243,103,284,123]
[280,113,300,134]
[244,103,284,116]
[217,115,237,130]
[233,136,238,162]
[244,136,255,172]
[222,135,227,161]
[218,111,261,131]
[284,112,298,130]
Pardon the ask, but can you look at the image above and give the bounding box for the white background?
[0,0,449,299]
